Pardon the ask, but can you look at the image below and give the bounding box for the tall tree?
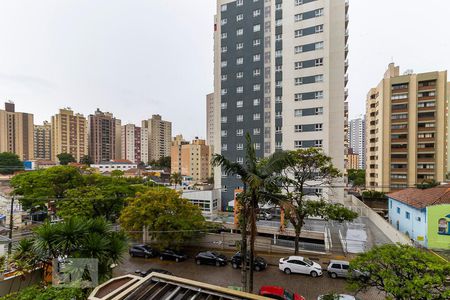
[57,153,76,165]
[170,172,183,189]
[347,169,365,187]
[119,188,205,250]
[0,152,23,175]
[348,244,450,299]
[79,155,94,165]
[281,148,357,254]
[212,133,289,293]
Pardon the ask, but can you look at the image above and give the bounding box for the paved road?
[114,251,385,300]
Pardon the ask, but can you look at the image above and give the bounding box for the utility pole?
[7,196,14,255]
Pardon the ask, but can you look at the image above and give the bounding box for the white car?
[318,294,357,300]
[279,256,323,277]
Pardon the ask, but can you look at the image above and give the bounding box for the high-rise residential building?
[51,108,88,162]
[171,135,190,173]
[347,148,359,170]
[88,109,117,164]
[366,63,448,192]
[214,0,349,205]
[206,93,215,147]
[34,121,52,161]
[121,124,148,164]
[114,119,122,160]
[348,116,365,169]
[171,137,212,182]
[142,115,172,162]
[0,102,34,161]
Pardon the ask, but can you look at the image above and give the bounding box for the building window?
[315,24,324,33]
[236,43,244,50]
[275,19,282,26]
[221,116,227,123]
[236,57,244,65]
[221,61,227,68]
[221,144,227,151]
[397,207,401,214]
[237,28,244,36]
[236,0,243,6]
[236,129,244,136]
[253,84,261,91]
[236,100,243,108]
[253,9,261,17]
[221,32,227,39]
[254,143,261,150]
[315,58,323,66]
[221,102,227,109]
[253,39,261,46]
[253,99,260,106]
[294,141,302,149]
[221,4,227,11]
[316,41,324,49]
[253,24,261,32]
[221,74,227,81]
[406,212,410,220]
[237,115,244,122]
[253,54,261,62]
[236,14,244,22]
[237,143,244,150]
[253,69,261,76]
[221,89,227,95]
[237,86,244,94]
[295,13,303,22]
[253,113,261,120]
[253,128,261,135]
[237,157,244,164]
[221,46,227,53]
[236,72,244,79]
[221,130,227,137]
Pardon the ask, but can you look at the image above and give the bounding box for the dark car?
[195,251,228,267]
[135,268,173,277]
[231,251,267,271]
[129,245,157,258]
[159,249,187,262]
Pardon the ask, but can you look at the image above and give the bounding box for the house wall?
[388,198,427,246]
[427,204,450,250]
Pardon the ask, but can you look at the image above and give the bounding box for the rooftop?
[89,273,268,300]
[387,184,450,209]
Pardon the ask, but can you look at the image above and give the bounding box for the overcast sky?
[0,0,449,140]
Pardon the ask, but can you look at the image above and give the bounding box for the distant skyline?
[0,0,449,139]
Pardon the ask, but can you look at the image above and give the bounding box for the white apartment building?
[214,0,349,207]
[348,116,365,169]
[121,124,148,164]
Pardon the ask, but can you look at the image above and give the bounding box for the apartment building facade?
[51,108,88,162]
[34,121,52,161]
[206,93,215,147]
[142,114,172,162]
[348,116,365,169]
[171,135,190,173]
[0,102,34,161]
[366,63,448,192]
[88,109,117,164]
[121,124,148,164]
[214,0,349,205]
[171,137,212,182]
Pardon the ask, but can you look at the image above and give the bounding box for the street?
[114,250,385,300]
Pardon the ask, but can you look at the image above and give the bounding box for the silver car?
[327,260,351,279]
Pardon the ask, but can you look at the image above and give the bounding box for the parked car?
[135,268,173,277]
[279,256,323,277]
[257,211,273,221]
[231,251,267,271]
[159,249,187,262]
[259,286,305,300]
[327,260,368,280]
[129,244,157,258]
[195,251,228,266]
[318,294,358,300]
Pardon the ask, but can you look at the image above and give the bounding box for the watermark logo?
[52,258,98,288]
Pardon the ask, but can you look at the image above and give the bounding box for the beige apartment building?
[88,109,117,164]
[171,137,212,182]
[34,121,52,161]
[51,108,88,162]
[142,114,172,162]
[366,63,448,192]
[0,102,34,160]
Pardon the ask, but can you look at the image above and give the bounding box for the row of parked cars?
[129,245,268,271]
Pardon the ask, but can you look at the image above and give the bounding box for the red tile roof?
[387,184,450,209]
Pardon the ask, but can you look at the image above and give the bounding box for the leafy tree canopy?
[0,152,23,175]
[79,155,94,165]
[347,169,365,187]
[348,244,450,300]
[57,153,76,165]
[119,188,205,250]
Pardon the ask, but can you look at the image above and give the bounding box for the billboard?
[427,204,450,250]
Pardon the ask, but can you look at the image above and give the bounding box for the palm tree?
[212,133,289,292]
[170,172,183,189]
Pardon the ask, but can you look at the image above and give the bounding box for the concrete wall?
[0,269,42,297]
[346,195,412,245]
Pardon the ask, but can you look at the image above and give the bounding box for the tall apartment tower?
[206,93,215,147]
[114,119,122,160]
[121,124,148,164]
[34,121,52,161]
[171,135,190,173]
[214,0,349,205]
[348,116,365,169]
[88,109,117,164]
[51,108,88,162]
[142,115,172,162]
[0,102,34,160]
[366,63,448,192]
